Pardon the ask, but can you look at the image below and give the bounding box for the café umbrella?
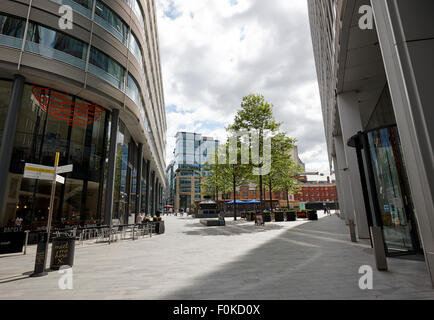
[225,200,246,204]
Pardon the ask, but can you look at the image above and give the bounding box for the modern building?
[164,160,175,207]
[291,145,306,172]
[0,0,166,231]
[171,132,219,212]
[308,0,434,285]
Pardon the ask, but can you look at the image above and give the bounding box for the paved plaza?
[0,213,433,299]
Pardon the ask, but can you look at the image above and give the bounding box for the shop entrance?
[349,126,422,256]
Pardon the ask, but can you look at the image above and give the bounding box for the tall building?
[291,145,306,172]
[0,0,166,230]
[164,160,175,207]
[172,132,219,211]
[308,0,434,285]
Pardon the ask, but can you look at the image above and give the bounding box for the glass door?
[366,126,421,254]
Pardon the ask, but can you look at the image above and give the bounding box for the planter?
[274,212,284,222]
[286,211,296,221]
[263,212,271,222]
[0,231,25,254]
[307,210,318,221]
[154,221,165,234]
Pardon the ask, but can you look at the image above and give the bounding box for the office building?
[308,0,434,285]
[171,132,218,212]
[0,0,166,230]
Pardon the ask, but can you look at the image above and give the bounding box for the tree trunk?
[233,172,237,221]
[269,177,273,213]
[215,186,219,211]
[286,190,290,209]
[263,187,266,211]
[259,175,263,211]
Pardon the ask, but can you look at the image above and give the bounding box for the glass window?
[131,0,145,28]
[89,46,125,89]
[26,23,87,60]
[25,22,87,69]
[129,31,143,67]
[180,178,191,186]
[113,121,131,224]
[0,14,25,38]
[0,84,108,229]
[368,127,416,252]
[94,0,128,43]
[73,0,92,9]
[126,73,142,107]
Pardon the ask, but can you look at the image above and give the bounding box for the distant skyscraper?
[171,132,219,211]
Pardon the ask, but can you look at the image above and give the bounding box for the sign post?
[29,153,73,277]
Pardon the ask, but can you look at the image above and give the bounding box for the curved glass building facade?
[0,0,166,231]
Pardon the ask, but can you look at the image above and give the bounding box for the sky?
[155,0,330,178]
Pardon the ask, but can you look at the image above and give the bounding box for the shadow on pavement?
[162,215,434,300]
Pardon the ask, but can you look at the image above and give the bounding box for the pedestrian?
[136,213,143,224]
[324,206,327,215]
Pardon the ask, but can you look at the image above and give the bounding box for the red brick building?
[294,182,338,203]
[222,182,338,208]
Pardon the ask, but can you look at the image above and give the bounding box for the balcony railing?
[0,34,23,50]
[87,64,123,90]
[25,41,86,70]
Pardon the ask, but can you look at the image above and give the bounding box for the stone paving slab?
[0,213,433,299]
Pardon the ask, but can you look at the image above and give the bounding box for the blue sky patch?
[164,0,182,20]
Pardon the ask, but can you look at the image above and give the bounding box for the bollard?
[371,226,388,271]
[23,230,30,255]
[132,225,135,241]
[349,219,357,242]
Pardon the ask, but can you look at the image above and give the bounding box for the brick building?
[294,182,338,203]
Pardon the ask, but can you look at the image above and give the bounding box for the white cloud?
[157,0,330,175]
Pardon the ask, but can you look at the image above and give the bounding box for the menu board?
[50,238,75,270]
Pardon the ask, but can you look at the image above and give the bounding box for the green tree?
[228,94,280,210]
[261,133,297,212]
[213,141,252,220]
[201,155,230,205]
[275,153,304,210]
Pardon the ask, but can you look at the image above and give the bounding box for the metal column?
[136,143,143,216]
[104,109,119,225]
[0,75,25,209]
[145,160,150,214]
